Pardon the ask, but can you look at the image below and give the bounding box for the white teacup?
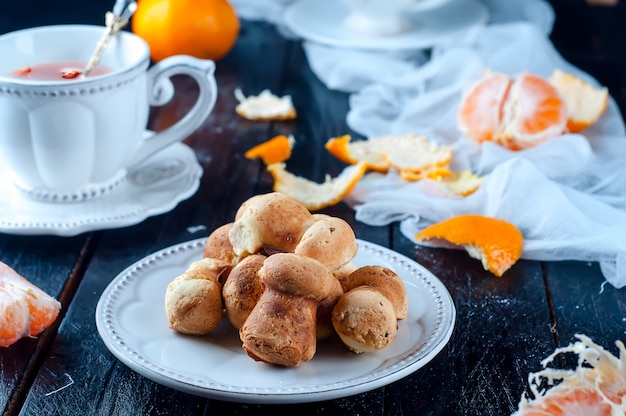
[0,25,218,202]
[342,0,446,35]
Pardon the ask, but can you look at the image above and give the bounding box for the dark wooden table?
[1,1,625,415]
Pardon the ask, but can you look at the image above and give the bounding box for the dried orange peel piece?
[0,261,61,347]
[326,134,482,196]
[325,134,454,173]
[235,89,297,121]
[381,134,453,173]
[245,134,295,165]
[442,170,484,196]
[416,214,523,276]
[266,162,367,211]
[325,134,389,172]
[548,69,609,133]
[399,166,453,182]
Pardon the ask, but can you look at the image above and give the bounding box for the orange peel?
[442,170,484,196]
[325,134,453,174]
[325,134,389,172]
[266,162,367,211]
[415,214,523,277]
[245,134,295,165]
[235,89,297,121]
[399,166,453,182]
[548,69,609,133]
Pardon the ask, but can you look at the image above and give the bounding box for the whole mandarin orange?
[131,0,239,62]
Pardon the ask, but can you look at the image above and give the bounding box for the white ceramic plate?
[284,0,489,50]
[96,238,456,404]
[0,140,202,236]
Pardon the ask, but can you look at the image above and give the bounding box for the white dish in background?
[0,141,202,237]
[284,0,489,50]
[96,238,456,404]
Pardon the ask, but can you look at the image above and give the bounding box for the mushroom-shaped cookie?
[315,276,343,340]
[332,265,408,353]
[222,254,266,329]
[332,287,397,353]
[294,215,357,272]
[229,192,314,257]
[165,258,230,335]
[332,261,358,290]
[203,223,239,264]
[240,253,338,366]
[343,265,408,320]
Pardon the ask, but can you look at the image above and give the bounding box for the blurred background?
[1,0,625,112]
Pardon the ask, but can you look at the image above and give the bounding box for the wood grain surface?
[0,1,625,415]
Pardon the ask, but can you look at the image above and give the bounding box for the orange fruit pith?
[415,214,523,277]
[267,162,367,211]
[245,135,293,165]
[325,135,389,172]
[457,72,512,143]
[132,0,240,62]
[548,69,609,133]
[516,389,612,416]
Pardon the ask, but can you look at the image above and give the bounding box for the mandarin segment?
[497,72,568,150]
[513,334,626,416]
[457,71,512,143]
[0,288,30,347]
[514,390,613,416]
[458,71,569,150]
[415,214,523,277]
[0,261,61,347]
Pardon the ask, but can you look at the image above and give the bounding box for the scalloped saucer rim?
[0,139,202,237]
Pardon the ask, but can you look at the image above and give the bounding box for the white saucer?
[96,238,455,404]
[0,141,202,237]
[284,0,489,50]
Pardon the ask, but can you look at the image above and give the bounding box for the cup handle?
[128,55,218,167]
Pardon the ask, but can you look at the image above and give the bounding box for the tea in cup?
[0,25,218,202]
[342,0,442,35]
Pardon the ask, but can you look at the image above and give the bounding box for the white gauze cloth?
[345,23,626,288]
[229,0,626,287]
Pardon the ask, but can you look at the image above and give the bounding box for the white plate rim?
[283,0,489,51]
[96,238,456,403]
[0,141,202,237]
